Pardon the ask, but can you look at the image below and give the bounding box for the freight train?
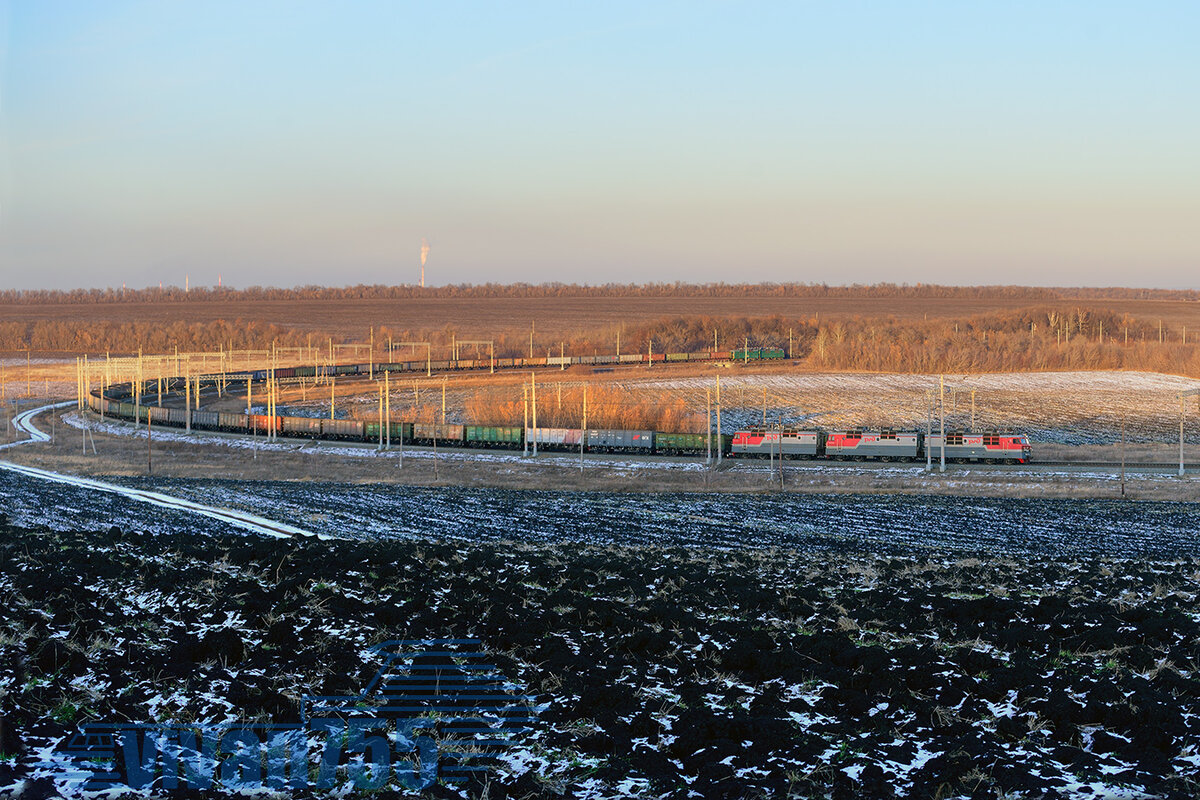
[226,345,788,383]
[87,391,1031,464]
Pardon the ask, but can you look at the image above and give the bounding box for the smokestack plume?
[420,238,430,288]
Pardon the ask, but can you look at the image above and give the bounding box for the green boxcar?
[655,432,733,454]
[665,352,690,362]
[465,425,523,447]
[364,421,412,443]
[731,347,786,360]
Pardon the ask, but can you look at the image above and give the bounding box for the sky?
[1,1,1197,290]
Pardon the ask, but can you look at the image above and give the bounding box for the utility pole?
[970,390,976,432]
[1120,414,1126,497]
[926,389,933,473]
[147,412,152,475]
[1180,390,1190,478]
[706,387,713,466]
[530,322,535,360]
[580,383,587,475]
[531,372,538,456]
[715,376,722,464]
[522,384,529,457]
[939,375,946,472]
[385,371,391,450]
[778,421,785,490]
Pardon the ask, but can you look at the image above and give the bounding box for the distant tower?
[420,238,430,288]
[218,273,222,288]
[185,274,189,293]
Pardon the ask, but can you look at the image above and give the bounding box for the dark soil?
[3,518,1200,798]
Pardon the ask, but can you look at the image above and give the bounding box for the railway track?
[1,403,322,539]
[1030,460,1197,470]
[59,407,1200,474]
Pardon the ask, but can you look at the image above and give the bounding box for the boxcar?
[665,353,689,362]
[655,431,725,454]
[585,429,653,451]
[731,429,823,457]
[247,414,281,435]
[618,354,642,363]
[364,421,412,444]
[732,347,786,361]
[217,412,246,432]
[825,430,920,460]
[925,432,1031,463]
[412,423,465,445]
[192,410,219,430]
[525,428,583,449]
[286,417,323,438]
[466,425,523,448]
[321,418,364,439]
[148,406,170,425]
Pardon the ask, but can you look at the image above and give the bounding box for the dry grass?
[3,292,1200,347]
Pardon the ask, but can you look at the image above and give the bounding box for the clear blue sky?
[2,1,1197,290]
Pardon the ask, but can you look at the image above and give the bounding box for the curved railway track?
[79,359,1197,474]
[1,402,322,539]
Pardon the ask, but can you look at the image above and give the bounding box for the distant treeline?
[3,307,1198,378]
[0,319,311,354]
[3,282,1199,304]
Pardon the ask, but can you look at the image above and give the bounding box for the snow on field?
[625,371,1200,445]
[276,370,1200,446]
